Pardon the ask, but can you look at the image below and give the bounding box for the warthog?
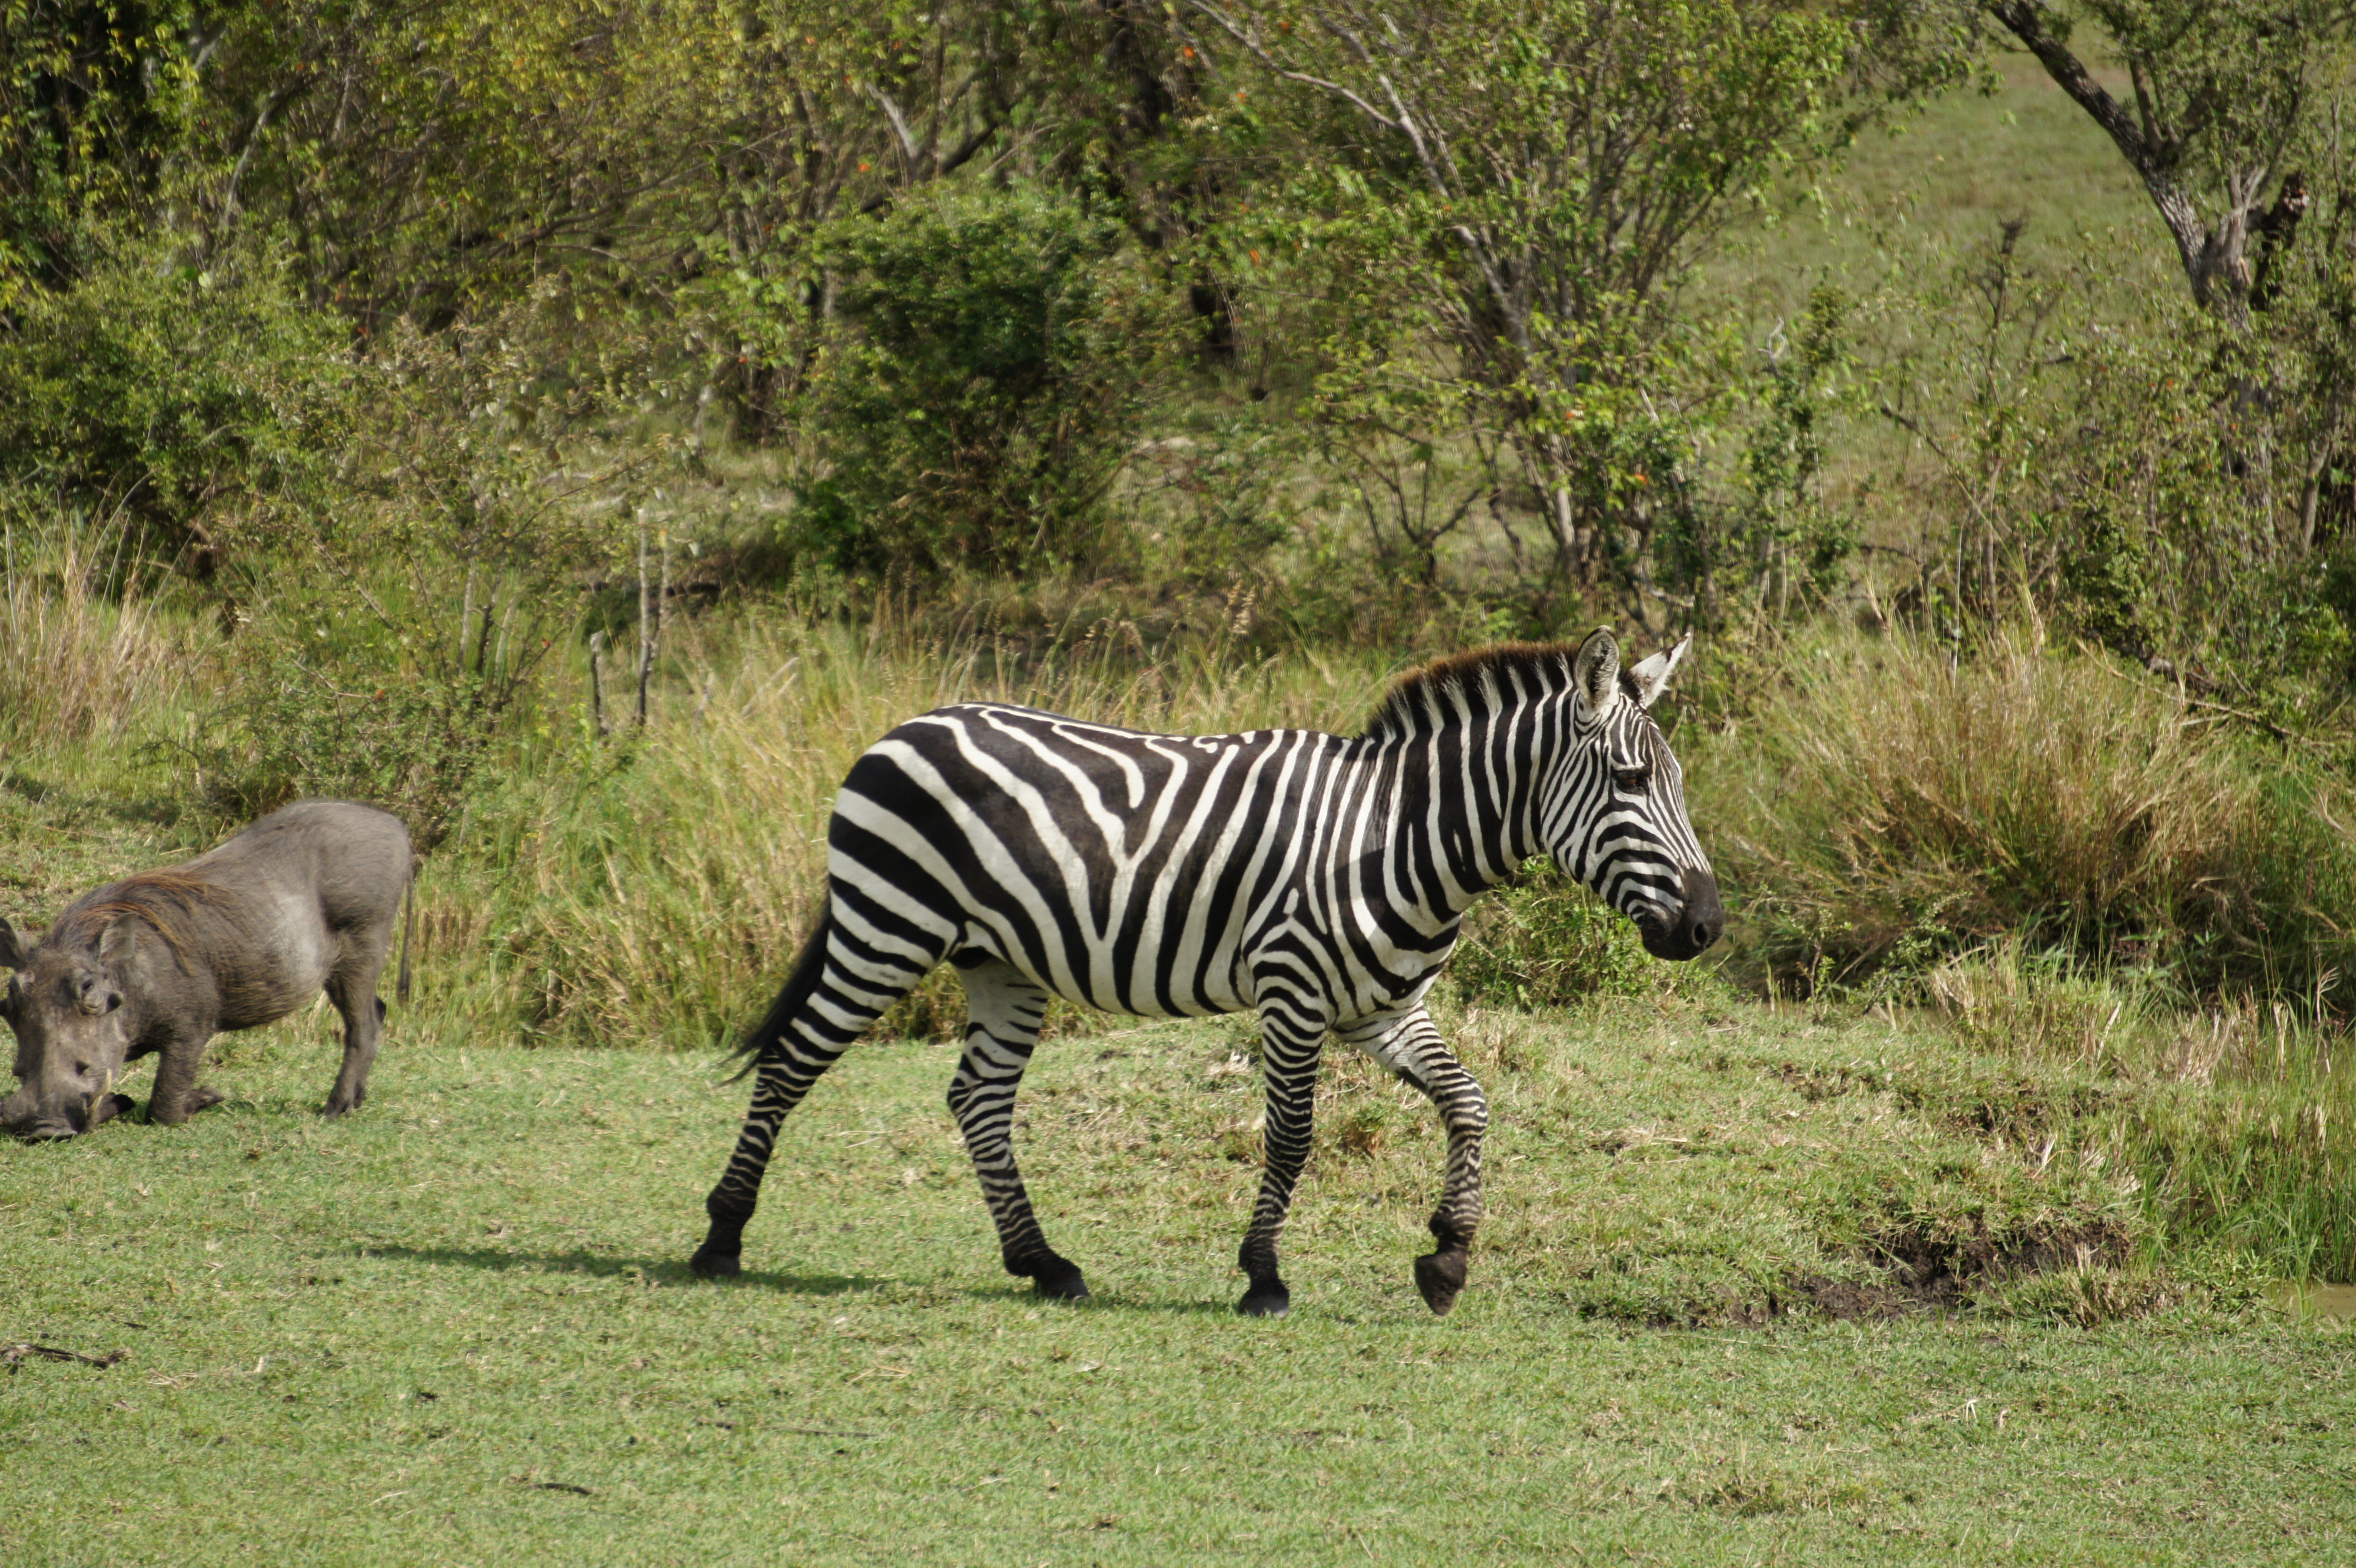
[0,801,414,1140]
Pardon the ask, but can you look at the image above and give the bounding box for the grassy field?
[6,992,2352,1566]
[4,50,2354,1565]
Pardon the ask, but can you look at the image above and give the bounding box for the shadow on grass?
[365,1244,899,1297]
[371,1243,1250,1316]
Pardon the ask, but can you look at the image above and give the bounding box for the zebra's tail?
[722,910,836,1083]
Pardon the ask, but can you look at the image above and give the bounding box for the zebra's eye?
[1613,768,1652,794]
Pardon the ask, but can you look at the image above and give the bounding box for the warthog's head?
[1,915,144,1140]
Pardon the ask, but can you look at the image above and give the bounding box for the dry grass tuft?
[0,531,205,755]
[1703,624,2349,992]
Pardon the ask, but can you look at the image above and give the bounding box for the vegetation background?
[3,3,2356,1558]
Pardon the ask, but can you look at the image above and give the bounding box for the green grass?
[6,997,2351,1565]
[1722,51,2165,304]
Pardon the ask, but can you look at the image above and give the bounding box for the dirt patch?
[1693,1219,2139,1326]
[1779,1218,2136,1322]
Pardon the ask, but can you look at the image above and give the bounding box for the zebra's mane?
[1359,642,1582,740]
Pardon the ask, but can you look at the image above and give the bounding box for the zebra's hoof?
[1235,1283,1291,1318]
[1413,1247,1468,1316]
[689,1249,742,1280]
[1012,1250,1089,1301]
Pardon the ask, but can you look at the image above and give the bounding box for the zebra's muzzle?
[1637,865,1724,961]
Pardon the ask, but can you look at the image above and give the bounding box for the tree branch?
[1985,0,2217,306]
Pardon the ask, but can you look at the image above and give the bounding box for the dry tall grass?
[0,532,205,755]
[1698,625,2348,989]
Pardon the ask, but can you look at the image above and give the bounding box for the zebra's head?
[1545,629,1723,962]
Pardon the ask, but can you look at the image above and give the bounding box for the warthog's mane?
[50,871,240,967]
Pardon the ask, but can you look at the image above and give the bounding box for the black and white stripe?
[690,628,1722,1316]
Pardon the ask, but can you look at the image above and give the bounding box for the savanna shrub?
[0,230,350,572]
[792,185,1163,579]
[201,624,501,851]
[1447,859,1663,1008]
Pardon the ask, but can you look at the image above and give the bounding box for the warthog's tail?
[396,860,417,1009]
[723,911,837,1084]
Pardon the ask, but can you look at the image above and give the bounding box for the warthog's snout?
[2,1088,133,1141]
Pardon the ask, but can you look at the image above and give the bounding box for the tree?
[1982,0,2353,324]
[1182,0,1874,598]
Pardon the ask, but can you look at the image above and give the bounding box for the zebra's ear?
[1626,634,1692,711]
[1573,629,1623,719]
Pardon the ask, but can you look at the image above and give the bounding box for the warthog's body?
[0,801,414,1139]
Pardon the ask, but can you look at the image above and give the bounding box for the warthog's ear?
[1625,634,1692,712]
[1573,628,1623,721]
[96,916,139,967]
[0,917,23,971]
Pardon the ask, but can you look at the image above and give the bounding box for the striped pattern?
[690,629,1722,1316]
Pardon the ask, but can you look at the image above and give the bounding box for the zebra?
[689,628,1722,1317]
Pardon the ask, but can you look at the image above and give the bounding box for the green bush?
[200,631,499,849]
[791,186,1164,580]
[1447,859,1665,1010]
[0,229,351,572]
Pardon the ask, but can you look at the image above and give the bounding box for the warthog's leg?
[947,958,1085,1300]
[1336,1006,1489,1316]
[149,1031,226,1125]
[322,931,394,1119]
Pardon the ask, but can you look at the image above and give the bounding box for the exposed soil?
[1763,1218,2136,1323]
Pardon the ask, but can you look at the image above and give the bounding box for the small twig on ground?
[3,1343,128,1369]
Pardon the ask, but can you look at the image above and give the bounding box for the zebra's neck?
[1357,688,1562,923]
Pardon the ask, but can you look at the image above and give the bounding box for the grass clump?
[0,527,205,757]
[1445,860,1686,1010]
[1907,940,2356,1285]
[1704,624,2356,998]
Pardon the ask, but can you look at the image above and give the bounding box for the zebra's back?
[829,702,1363,1019]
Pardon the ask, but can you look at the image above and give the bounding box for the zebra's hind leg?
[1339,1006,1489,1317]
[1234,1004,1330,1318]
[691,912,936,1280]
[946,958,1087,1301]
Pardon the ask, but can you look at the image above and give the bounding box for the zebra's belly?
[954,920,1254,1020]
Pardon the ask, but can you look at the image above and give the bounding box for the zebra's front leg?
[947,959,1087,1301]
[1235,1008,1329,1318]
[1339,1007,1490,1317]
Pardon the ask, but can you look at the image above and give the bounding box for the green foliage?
[0,0,202,295]
[0,227,350,567]
[190,300,653,846]
[1447,860,1671,1010]
[791,186,1166,579]
[1210,0,1864,601]
[200,633,505,848]
[1871,212,2356,753]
